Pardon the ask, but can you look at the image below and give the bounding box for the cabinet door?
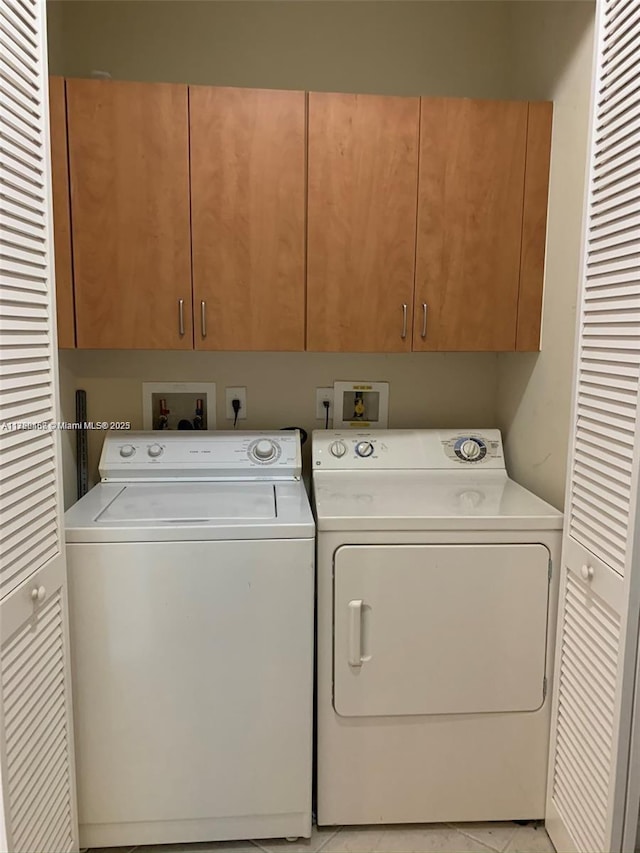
[307,93,419,352]
[49,77,75,348]
[67,79,192,349]
[414,98,529,352]
[190,87,305,351]
[0,1,78,847]
[1,560,77,853]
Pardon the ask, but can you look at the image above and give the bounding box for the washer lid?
[97,483,276,523]
[65,480,315,542]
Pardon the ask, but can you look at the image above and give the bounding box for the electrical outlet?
[225,387,247,420]
[316,388,334,423]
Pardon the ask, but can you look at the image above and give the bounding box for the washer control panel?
[100,431,301,481]
[313,429,505,470]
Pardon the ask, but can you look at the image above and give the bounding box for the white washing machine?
[313,429,563,826]
[65,431,314,849]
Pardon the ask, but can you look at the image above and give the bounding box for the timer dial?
[461,439,481,460]
[148,444,164,458]
[355,441,375,458]
[330,440,348,458]
[249,439,281,463]
[454,436,487,463]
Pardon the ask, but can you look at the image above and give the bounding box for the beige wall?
[497,1,595,510]
[47,1,594,509]
[47,1,513,97]
[58,350,498,505]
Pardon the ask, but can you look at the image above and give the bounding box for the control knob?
[459,439,482,461]
[355,441,375,458]
[330,440,348,458]
[148,444,164,458]
[119,444,136,458]
[253,439,277,461]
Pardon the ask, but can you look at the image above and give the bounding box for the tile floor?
[89,821,555,853]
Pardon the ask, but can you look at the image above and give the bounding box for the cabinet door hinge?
[548,558,553,582]
[543,676,547,700]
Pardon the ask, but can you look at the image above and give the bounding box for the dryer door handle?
[348,599,364,667]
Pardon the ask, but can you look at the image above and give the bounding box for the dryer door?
[333,543,550,717]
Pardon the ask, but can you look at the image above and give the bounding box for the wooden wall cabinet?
[307,93,420,353]
[66,79,192,349]
[55,80,552,354]
[49,77,75,349]
[190,86,306,351]
[307,93,552,353]
[414,98,552,352]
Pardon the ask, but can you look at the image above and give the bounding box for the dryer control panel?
[313,429,505,470]
[99,431,302,481]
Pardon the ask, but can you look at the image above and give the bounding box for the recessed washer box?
[142,382,216,431]
[333,380,389,429]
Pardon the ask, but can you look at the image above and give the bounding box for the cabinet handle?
[401,304,408,340]
[421,303,428,339]
[201,301,207,338]
[178,299,185,337]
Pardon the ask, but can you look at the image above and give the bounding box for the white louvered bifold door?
[545,2,640,852]
[0,0,77,851]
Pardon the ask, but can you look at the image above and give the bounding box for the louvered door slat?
[1,174,45,212]
[0,5,38,56]
[598,86,640,136]
[0,196,45,231]
[5,643,63,730]
[557,694,611,773]
[577,411,634,445]
[603,4,640,46]
[1,139,44,183]
[40,803,72,853]
[1,229,46,262]
[595,129,637,169]
[10,703,65,788]
[12,0,37,22]
[600,39,639,92]
[1,368,51,393]
[555,741,608,819]
[588,238,640,265]
[584,287,640,306]
[0,90,40,138]
[601,62,640,114]
[590,217,640,245]
[7,681,62,761]
[594,156,639,195]
[0,28,38,74]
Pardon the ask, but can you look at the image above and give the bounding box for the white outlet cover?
[316,388,334,421]
[225,387,247,420]
[142,382,216,430]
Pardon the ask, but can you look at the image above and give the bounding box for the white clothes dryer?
[312,429,562,826]
[65,431,314,849]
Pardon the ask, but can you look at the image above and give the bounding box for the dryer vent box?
[142,382,216,431]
